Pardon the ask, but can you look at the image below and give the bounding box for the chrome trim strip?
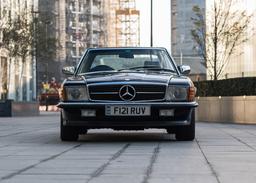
[90,92,164,95]
[90,92,119,95]
[64,120,191,126]
[136,92,165,94]
[58,101,198,107]
[86,99,165,102]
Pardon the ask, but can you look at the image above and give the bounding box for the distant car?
[58,47,198,141]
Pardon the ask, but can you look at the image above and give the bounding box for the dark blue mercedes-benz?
[58,47,198,141]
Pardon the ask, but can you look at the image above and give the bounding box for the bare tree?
[191,0,253,80]
[0,8,9,100]
[2,12,34,99]
[1,10,58,100]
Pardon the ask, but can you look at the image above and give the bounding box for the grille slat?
[88,84,166,101]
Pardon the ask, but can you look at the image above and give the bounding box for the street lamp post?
[179,34,184,65]
[150,0,153,47]
[31,5,39,101]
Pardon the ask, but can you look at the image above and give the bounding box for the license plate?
[105,105,151,116]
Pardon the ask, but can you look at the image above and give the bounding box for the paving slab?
[0,113,256,183]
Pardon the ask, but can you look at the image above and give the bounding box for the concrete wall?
[196,96,256,124]
[12,102,39,117]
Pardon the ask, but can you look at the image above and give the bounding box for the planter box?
[0,100,39,117]
[0,100,12,117]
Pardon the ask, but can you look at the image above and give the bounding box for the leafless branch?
[191,0,253,80]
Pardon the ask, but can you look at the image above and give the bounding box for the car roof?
[86,47,167,51]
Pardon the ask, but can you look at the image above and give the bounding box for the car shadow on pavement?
[78,131,176,142]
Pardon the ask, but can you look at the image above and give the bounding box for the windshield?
[77,49,177,74]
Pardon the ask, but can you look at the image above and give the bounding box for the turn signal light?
[188,86,196,101]
[59,85,66,101]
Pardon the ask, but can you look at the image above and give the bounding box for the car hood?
[83,72,173,85]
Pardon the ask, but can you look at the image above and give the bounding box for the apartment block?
[37,0,106,84]
[105,0,140,47]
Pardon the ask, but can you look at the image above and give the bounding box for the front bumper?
[58,101,198,128]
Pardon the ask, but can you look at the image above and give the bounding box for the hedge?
[194,77,256,97]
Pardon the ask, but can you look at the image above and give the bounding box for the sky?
[136,0,171,51]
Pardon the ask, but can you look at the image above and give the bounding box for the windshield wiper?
[117,66,150,71]
[145,68,177,73]
[79,70,117,75]
[119,66,176,73]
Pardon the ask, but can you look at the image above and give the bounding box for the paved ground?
[0,112,256,183]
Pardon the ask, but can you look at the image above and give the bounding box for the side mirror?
[62,66,75,75]
[178,65,191,75]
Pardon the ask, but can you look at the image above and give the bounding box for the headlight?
[63,85,88,101]
[166,85,188,101]
[165,85,196,102]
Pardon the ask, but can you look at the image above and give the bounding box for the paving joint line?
[0,132,31,138]
[242,130,256,137]
[22,173,89,176]
[0,144,82,180]
[0,127,57,138]
[0,145,9,149]
[210,125,256,152]
[231,125,256,140]
[215,126,256,152]
[195,138,221,183]
[86,143,130,183]
[224,131,256,152]
[142,142,160,183]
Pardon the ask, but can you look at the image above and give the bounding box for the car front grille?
[88,84,166,101]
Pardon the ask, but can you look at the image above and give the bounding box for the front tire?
[60,112,79,141]
[175,109,195,141]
